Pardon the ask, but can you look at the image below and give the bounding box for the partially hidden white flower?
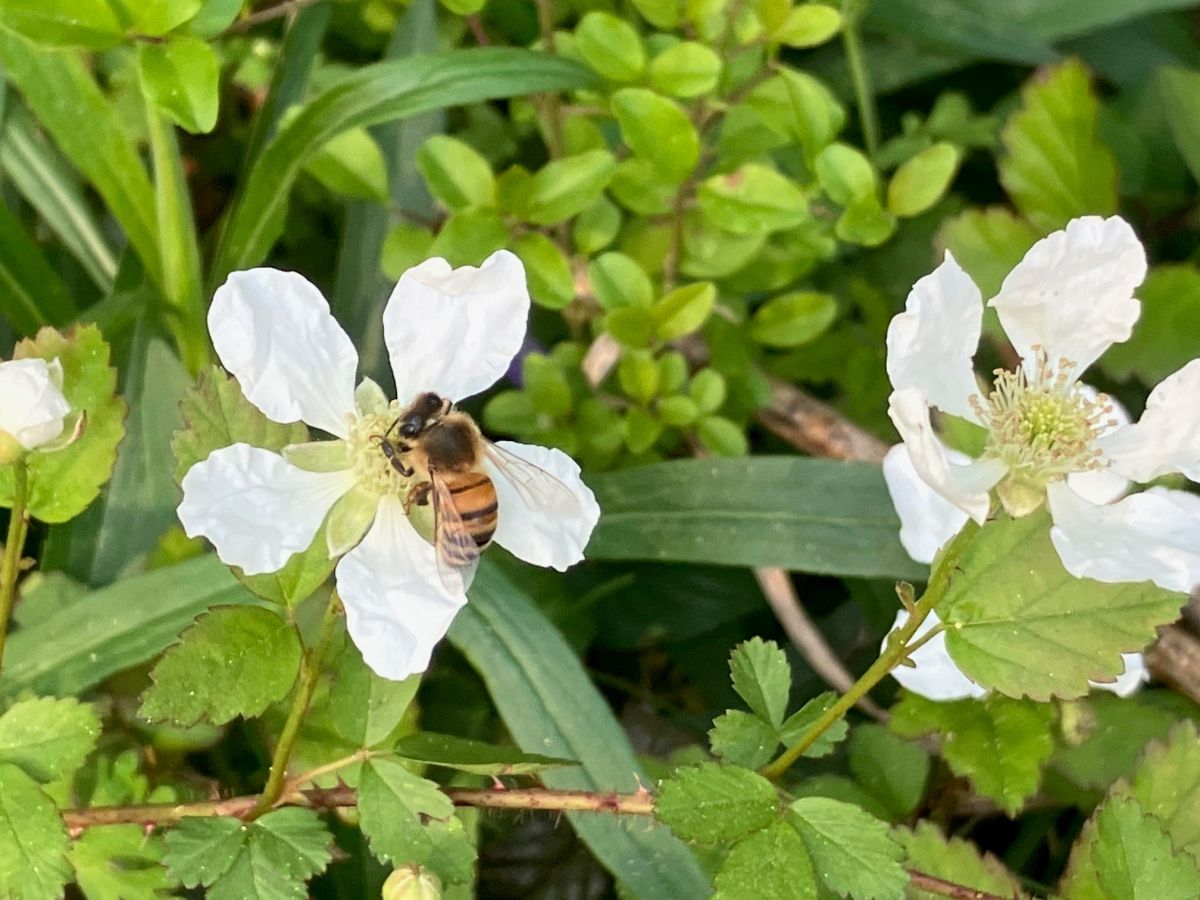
[0,358,71,462]
[177,250,601,680]
[883,215,1200,594]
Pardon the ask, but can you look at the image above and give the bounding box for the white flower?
[883,610,1150,700]
[177,250,601,680]
[883,215,1200,593]
[0,358,71,460]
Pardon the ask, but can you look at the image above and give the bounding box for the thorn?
[490,776,507,791]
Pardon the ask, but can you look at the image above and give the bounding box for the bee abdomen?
[449,475,498,548]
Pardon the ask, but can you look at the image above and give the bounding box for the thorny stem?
[760,519,981,782]
[0,458,30,675]
[841,3,880,158]
[249,592,344,818]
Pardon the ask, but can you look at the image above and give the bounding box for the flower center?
[347,406,415,498]
[970,348,1114,488]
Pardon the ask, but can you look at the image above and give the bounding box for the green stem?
[841,6,879,158]
[0,459,30,675]
[760,519,980,782]
[249,592,343,818]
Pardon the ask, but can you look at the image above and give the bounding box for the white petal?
[211,269,359,438]
[990,216,1146,377]
[178,443,355,575]
[886,252,983,421]
[384,250,530,404]
[336,495,467,680]
[882,443,973,565]
[887,389,1003,524]
[1048,483,1200,593]
[0,358,70,450]
[884,610,987,701]
[1099,358,1200,483]
[485,441,601,571]
[1066,386,1131,505]
[1089,652,1150,698]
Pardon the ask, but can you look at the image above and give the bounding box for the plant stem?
[534,0,565,158]
[249,592,343,818]
[841,5,880,158]
[224,0,324,34]
[760,519,980,782]
[0,458,31,674]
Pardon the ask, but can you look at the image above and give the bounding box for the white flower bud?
[382,865,442,900]
[0,358,71,461]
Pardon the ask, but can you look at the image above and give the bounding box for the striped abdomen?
[445,472,498,555]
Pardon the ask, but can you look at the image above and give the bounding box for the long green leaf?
[586,457,925,579]
[0,199,75,333]
[2,556,261,699]
[211,48,596,284]
[1159,67,1200,186]
[0,103,117,292]
[0,32,161,286]
[449,562,710,899]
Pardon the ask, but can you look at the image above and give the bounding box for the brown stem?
[906,869,1010,900]
[224,0,324,34]
[534,0,565,158]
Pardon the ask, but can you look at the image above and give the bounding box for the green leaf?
[575,11,645,82]
[129,0,205,36]
[772,4,842,48]
[941,509,1187,700]
[697,164,809,234]
[654,282,716,341]
[1159,67,1200,186]
[186,0,242,38]
[382,223,435,281]
[0,0,123,48]
[729,638,790,729]
[894,821,1022,900]
[0,30,161,286]
[611,88,700,184]
[0,199,76,334]
[618,350,661,404]
[937,206,1038,298]
[1060,795,1200,900]
[448,561,709,898]
[890,693,1056,815]
[572,195,622,254]
[0,325,127,524]
[589,252,654,311]
[0,764,70,900]
[648,41,722,98]
[713,821,817,900]
[140,606,303,726]
[304,127,390,202]
[1125,722,1200,863]
[1102,264,1200,385]
[526,150,617,226]
[609,157,675,215]
[68,825,172,900]
[417,135,494,210]
[750,291,837,347]
[2,555,261,700]
[836,195,896,246]
[358,757,475,883]
[779,691,849,759]
[393,732,575,775]
[1051,693,1181,791]
[213,49,596,281]
[760,69,845,164]
[139,37,220,134]
[513,232,573,310]
[886,142,961,217]
[656,763,780,845]
[587,458,926,579]
[330,651,419,750]
[710,711,778,769]
[788,797,908,900]
[847,723,930,820]
[816,142,877,204]
[0,697,100,784]
[162,817,244,888]
[697,415,749,457]
[999,58,1117,232]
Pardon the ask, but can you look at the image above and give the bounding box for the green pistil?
[347,408,414,498]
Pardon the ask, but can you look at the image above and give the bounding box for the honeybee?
[375,391,582,587]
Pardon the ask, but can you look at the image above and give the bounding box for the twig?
[534,0,565,158]
[906,869,1011,900]
[1146,623,1200,706]
[756,377,888,462]
[224,0,324,34]
[466,14,490,45]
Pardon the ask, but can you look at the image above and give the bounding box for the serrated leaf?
[894,821,1022,900]
[713,821,817,900]
[847,723,930,820]
[140,606,303,726]
[729,638,790,728]
[709,710,778,769]
[788,797,908,900]
[0,697,100,784]
[163,817,243,888]
[330,650,419,750]
[1101,264,1200,386]
[999,59,1117,232]
[0,325,127,523]
[656,763,779,845]
[941,509,1186,700]
[1125,722,1200,863]
[1051,693,1180,791]
[1060,795,1200,900]
[0,763,70,900]
[779,691,848,759]
[392,733,575,775]
[68,825,173,900]
[937,206,1038,298]
[890,693,1055,815]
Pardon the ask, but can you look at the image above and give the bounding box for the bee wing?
[483,442,584,515]
[428,470,481,593]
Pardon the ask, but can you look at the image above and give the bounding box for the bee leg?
[404,481,432,514]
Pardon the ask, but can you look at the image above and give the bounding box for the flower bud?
[382,865,442,900]
[0,358,71,459]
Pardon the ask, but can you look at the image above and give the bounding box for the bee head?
[399,392,450,438]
